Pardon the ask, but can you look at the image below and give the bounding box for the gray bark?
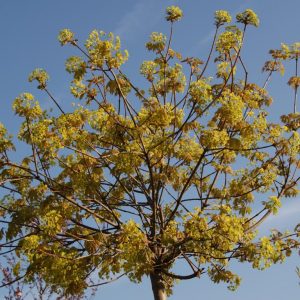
[150,272,167,300]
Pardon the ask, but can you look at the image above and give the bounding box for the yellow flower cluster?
[140,60,157,81]
[85,30,129,68]
[0,122,14,152]
[288,76,300,89]
[13,93,43,119]
[107,75,131,96]
[65,56,86,80]
[58,28,75,45]
[217,61,234,79]
[189,79,212,106]
[200,129,229,148]
[215,91,245,126]
[165,6,183,22]
[214,10,232,27]
[28,68,49,89]
[155,63,186,94]
[70,79,87,99]
[216,27,242,53]
[146,32,167,53]
[236,9,259,27]
[174,137,204,163]
[263,196,281,214]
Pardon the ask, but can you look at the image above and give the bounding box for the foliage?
[0,5,300,299]
[0,254,96,299]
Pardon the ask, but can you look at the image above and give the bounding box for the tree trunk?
[150,272,167,300]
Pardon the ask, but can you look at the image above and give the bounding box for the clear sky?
[0,0,300,299]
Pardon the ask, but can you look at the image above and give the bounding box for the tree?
[0,6,300,300]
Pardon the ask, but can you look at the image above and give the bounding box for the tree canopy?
[0,6,300,300]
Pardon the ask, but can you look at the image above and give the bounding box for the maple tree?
[0,6,300,300]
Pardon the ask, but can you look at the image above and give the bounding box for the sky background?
[0,0,300,299]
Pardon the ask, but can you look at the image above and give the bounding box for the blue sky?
[1,0,300,299]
